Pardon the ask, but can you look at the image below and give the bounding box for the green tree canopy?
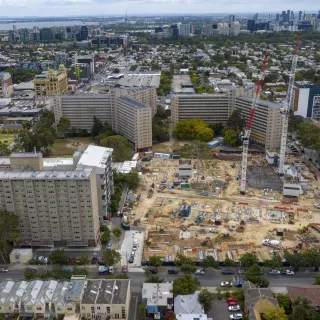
[48,249,69,267]
[264,306,288,320]
[198,288,216,313]
[112,228,122,239]
[277,294,292,315]
[227,109,244,131]
[292,297,316,320]
[148,256,162,270]
[145,276,164,283]
[0,142,11,156]
[239,252,259,268]
[174,118,213,142]
[99,135,132,161]
[175,254,194,266]
[91,116,104,137]
[5,67,36,83]
[173,274,200,296]
[180,264,197,274]
[264,252,283,269]
[101,229,111,244]
[103,249,121,266]
[297,122,320,152]
[245,264,269,286]
[57,117,71,138]
[223,129,237,146]
[200,256,219,270]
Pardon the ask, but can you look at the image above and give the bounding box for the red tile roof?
[287,286,320,307]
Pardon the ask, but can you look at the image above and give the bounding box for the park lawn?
[0,133,16,145]
[49,137,95,157]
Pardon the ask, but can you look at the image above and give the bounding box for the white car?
[229,305,241,312]
[0,268,8,273]
[230,313,243,320]
[195,270,205,275]
[221,281,233,287]
[282,270,294,276]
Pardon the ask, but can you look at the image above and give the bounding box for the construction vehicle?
[240,53,269,194]
[278,35,301,175]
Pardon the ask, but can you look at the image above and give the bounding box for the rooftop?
[287,286,320,307]
[82,280,101,304]
[118,73,160,88]
[68,280,85,298]
[119,96,149,109]
[77,145,113,169]
[174,291,204,315]
[142,283,173,306]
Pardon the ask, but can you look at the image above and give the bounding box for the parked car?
[64,268,73,272]
[38,256,44,262]
[128,257,134,263]
[195,270,205,275]
[221,281,233,287]
[229,305,241,312]
[221,269,234,275]
[26,268,37,273]
[228,301,238,307]
[0,268,8,273]
[43,257,48,264]
[269,269,280,275]
[238,269,246,274]
[106,243,112,250]
[227,298,239,303]
[141,261,148,266]
[281,270,294,276]
[148,268,158,274]
[168,269,179,274]
[230,313,243,320]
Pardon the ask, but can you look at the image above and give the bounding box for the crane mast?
[278,35,300,175]
[240,53,269,194]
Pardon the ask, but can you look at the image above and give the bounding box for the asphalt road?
[0,269,315,293]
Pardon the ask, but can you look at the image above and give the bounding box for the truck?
[98,266,114,275]
[262,239,281,247]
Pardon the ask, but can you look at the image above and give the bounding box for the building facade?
[0,146,113,247]
[0,72,13,98]
[34,65,68,97]
[0,279,131,320]
[171,90,282,151]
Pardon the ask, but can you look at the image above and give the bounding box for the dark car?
[128,257,134,263]
[257,282,268,288]
[26,268,37,273]
[148,268,158,274]
[141,261,148,266]
[221,269,234,275]
[91,257,97,264]
[168,269,179,274]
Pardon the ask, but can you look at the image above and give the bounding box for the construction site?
[121,40,320,266]
[122,156,320,264]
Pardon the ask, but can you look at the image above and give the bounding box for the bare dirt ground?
[125,155,320,262]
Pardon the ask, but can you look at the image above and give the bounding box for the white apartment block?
[115,97,152,151]
[54,87,155,151]
[0,146,113,247]
[171,90,282,151]
[230,21,241,36]
[180,24,192,37]
[217,23,230,35]
[0,279,130,320]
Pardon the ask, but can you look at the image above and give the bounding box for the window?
[107,307,110,314]
[115,314,119,319]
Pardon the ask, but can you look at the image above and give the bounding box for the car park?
[168,269,179,274]
[221,281,233,287]
[221,269,234,275]
[230,313,243,320]
[0,268,8,273]
[195,270,205,275]
[229,305,241,312]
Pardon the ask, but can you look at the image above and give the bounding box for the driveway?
[211,300,229,320]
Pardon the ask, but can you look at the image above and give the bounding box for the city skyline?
[0,0,319,18]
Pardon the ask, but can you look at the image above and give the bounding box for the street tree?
[164,310,176,320]
[264,252,283,269]
[112,228,122,239]
[101,229,111,244]
[292,297,316,320]
[245,264,269,286]
[148,256,162,271]
[103,249,121,266]
[91,116,104,137]
[198,288,216,313]
[180,264,197,274]
[48,249,69,267]
[264,306,288,320]
[76,255,90,265]
[175,254,194,266]
[0,142,10,156]
[200,256,219,270]
[173,275,200,296]
[223,129,237,146]
[138,301,147,320]
[314,274,320,285]
[239,252,259,268]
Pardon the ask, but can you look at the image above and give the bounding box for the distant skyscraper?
[229,14,235,25]
[247,19,256,33]
[65,27,72,39]
[80,25,89,41]
[276,14,280,21]
[253,13,258,21]
[290,11,294,20]
[287,10,290,21]
[299,11,303,21]
[230,21,240,36]
[180,24,192,38]
[39,28,54,41]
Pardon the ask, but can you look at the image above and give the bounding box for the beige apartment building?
[171,89,282,151]
[34,64,68,97]
[0,145,113,247]
[54,87,154,151]
[0,278,131,320]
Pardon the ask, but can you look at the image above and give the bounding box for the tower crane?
[240,53,269,195]
[278,35,301,175]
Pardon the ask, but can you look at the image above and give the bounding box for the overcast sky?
[0,0,319,17]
